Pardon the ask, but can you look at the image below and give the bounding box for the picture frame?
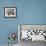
[4,7,17,18]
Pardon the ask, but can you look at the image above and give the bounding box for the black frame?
[4,7,17,18]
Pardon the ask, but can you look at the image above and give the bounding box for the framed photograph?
[4,7,17,18]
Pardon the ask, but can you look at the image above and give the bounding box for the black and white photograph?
[4,7,16,18]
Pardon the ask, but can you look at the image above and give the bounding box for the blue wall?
[0,0,46,44]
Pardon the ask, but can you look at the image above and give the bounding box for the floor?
[0,44,18,46]
[19,39,46,46]
[0,40,46,46]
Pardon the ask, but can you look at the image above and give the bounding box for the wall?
[0,0,46,44]
[0,0,18,44]
[19,0,46,24]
